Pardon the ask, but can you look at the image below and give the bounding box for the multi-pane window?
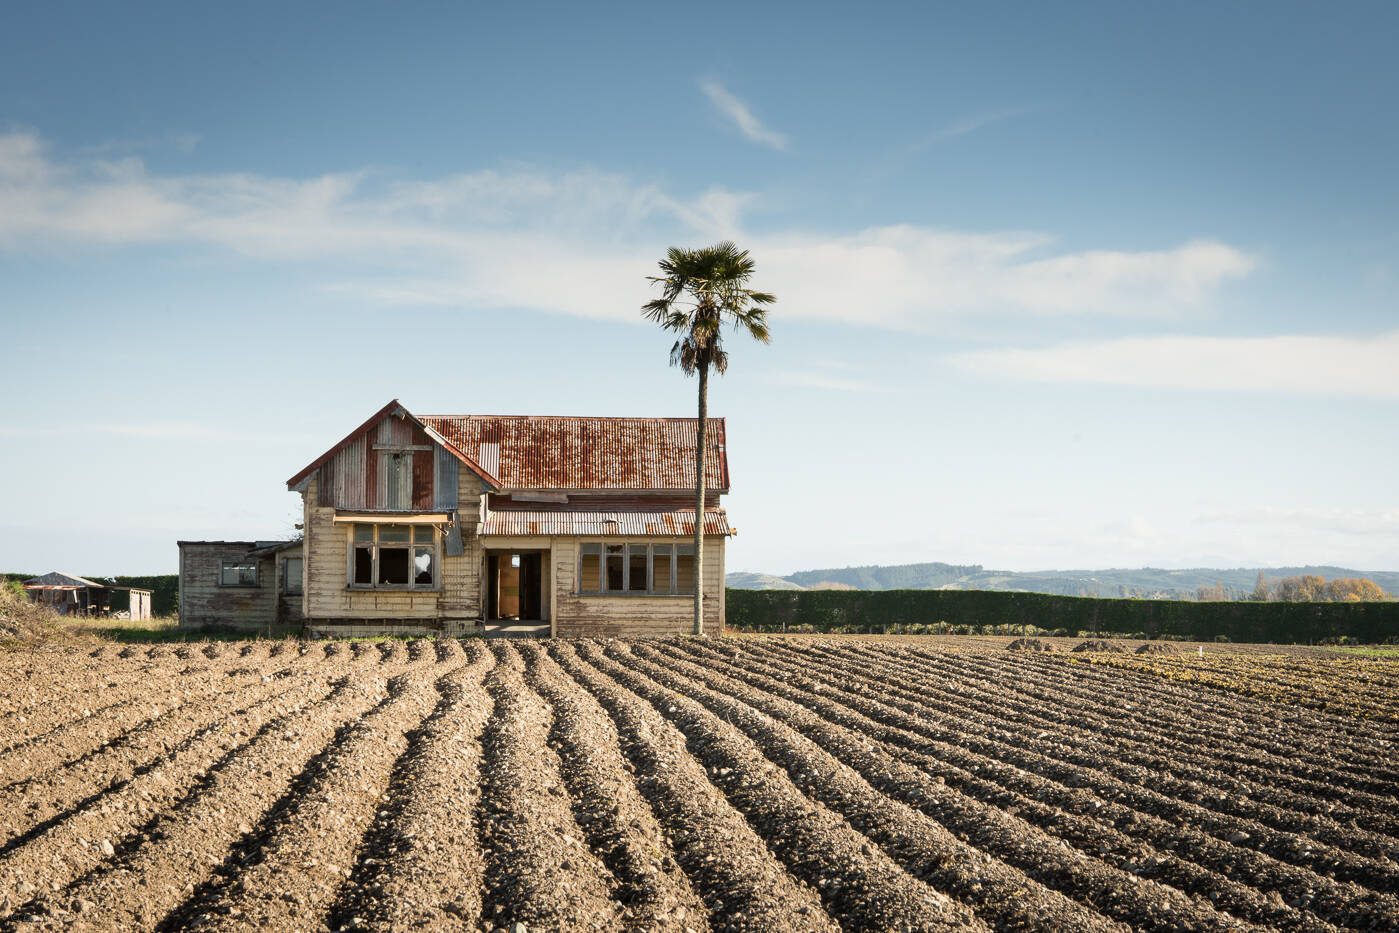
[220,561,259,587]
[578,542,695,595]
[349,524,438,589]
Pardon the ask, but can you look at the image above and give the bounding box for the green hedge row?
[725,588,1399,643]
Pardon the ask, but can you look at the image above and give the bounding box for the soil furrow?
[0,666,355,917]
[0,658,353,851]
[1000,652,1399,779]
[475,642,625,931]
[327,641,495,933]
[893,647,1399,801]
[694,639,1399,928]
[744,638,1399,895]
[815,642,1399,856]
[606,641,1112,933]
[2,654,418,931]
[170,662,453,932]
[548,641,839,933]
[658,640,1351,933]
[520,643,712,933]
[676,640,1294,931]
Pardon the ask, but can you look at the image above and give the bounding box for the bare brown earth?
[0,637,1396,932]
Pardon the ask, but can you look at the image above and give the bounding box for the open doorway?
[486,550,543,621]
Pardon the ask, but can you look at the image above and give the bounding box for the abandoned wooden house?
[281,399,732,638]
[22,572,153,620]
[176,540,305,630]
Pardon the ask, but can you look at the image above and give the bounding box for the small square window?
[220,561,259,587]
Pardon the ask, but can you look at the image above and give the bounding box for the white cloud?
[0,129,1257,328]
[699,80,788,150]
[950,331,1399,399]
[755,228,1253,326]
[766,370,891,392]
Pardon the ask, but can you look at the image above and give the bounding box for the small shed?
[22,572,153,620]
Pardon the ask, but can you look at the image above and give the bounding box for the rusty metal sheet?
[433,445,459,510]
[479,509,730,537]
[420,416,729,491]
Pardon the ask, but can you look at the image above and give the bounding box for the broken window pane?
[605,544,624,591]
[652,545,672,593]
[628,544,649,591]
[413,547,434,586]
[354,547,373,585]
[379,547,410,585]
[579,544,601,592]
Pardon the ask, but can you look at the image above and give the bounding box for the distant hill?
[724,572,804,591]
[728,562,1399,600]
[784,562,983,591]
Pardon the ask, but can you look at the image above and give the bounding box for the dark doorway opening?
[487,551,543,621]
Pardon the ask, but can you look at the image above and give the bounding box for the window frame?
[278,559,300,595]
[576,540,696,596]
[346,523,441,591]
[219,560,260,588]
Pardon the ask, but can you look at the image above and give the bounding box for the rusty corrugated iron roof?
[421,415,728,492]
[480,509,730,537]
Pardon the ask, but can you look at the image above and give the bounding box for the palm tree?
[643,241,775,635]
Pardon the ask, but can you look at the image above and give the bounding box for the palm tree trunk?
[693,362,708,636]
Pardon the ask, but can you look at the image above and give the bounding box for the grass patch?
[1317,644,1399,658]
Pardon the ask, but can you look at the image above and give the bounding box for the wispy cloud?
[767,369,891,393]
[912,109,1026,150]
[950,331,1399,399]
[0,129,1256,329]
[76,132,201,156]
[699,80,788,150]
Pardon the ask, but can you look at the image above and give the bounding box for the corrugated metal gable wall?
[317,415,447,510]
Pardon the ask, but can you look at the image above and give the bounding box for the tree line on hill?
[731,562,1398,601]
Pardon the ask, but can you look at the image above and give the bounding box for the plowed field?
[1,637,1396,932]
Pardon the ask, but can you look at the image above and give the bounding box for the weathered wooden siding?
[178,543,279,631]
[302,469,483,623]
[274,546,305,625]
[550,536,725,638]
[439,469,483,618]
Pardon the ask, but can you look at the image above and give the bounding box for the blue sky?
[2,1,1396,576]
